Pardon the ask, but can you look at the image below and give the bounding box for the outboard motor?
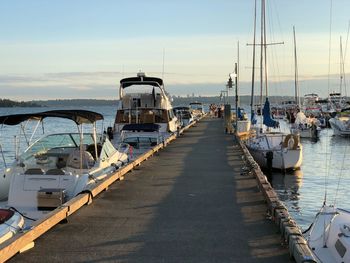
[107,126,114,140]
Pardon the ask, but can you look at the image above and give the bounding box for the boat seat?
[45,168,65,175]
[86,144,103,160]
[66,149,95,169]
[24,168,45,175]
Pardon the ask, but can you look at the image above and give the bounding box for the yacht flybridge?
[113,72,178,152]
[0,110,129,221]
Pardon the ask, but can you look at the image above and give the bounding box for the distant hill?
[34,99,119,107]
[30,96,300,107]
[0,98,41,107]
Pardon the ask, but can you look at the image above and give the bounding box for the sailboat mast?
[293,26,300,107]
[340,36,343,95]
[259,0,264,114]
[237,41,240,107]
[263,0,268,97]
[250,0,257,118]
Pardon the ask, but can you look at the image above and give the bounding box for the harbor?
[1,1,350,262]
[0,100,348,262]
[7,117,294,262]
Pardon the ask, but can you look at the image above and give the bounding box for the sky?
[0,0,350,100]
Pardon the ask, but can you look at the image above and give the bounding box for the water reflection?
[273,170,303,214]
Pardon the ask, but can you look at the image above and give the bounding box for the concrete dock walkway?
[11,118,291,262]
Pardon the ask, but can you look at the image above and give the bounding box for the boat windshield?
[20,133,96,161]
[123,136,158,149]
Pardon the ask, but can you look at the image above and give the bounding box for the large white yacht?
[302,93,322,116]
[113,72,178,152]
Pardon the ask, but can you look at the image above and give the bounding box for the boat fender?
[282,134,299,150]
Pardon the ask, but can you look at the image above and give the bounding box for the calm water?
[0,106,349,230]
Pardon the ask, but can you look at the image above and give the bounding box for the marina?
[1,0,350,262]
[0,104,347,262]
[6,117,293,262]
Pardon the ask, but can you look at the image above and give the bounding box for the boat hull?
[245,133,303,170]
[247,146,302,170]
[307,205,350,263]
[329,117,350,136]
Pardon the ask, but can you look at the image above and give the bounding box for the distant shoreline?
[2,95,349,108]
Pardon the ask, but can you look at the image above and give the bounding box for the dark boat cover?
[0,110,103,126]
[263,98,279,128]
[121,123,160,132]
[120,76,163,89]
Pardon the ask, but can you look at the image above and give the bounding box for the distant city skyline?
[0,0,349,100]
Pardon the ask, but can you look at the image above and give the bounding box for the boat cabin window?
[116,109,168,123]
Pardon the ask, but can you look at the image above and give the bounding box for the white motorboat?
[113,72,179,147]
[329,108,350,136]
[302,93,322,117]
[306,205,350,263]
[173,106,195,127]
[189,101,205,120]
[0,110,129,220]
[291,111,321,139]
[119,123,163,160]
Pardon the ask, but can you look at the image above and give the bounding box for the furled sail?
[263,98,279,128]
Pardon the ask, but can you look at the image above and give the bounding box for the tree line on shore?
[0,95,310,108]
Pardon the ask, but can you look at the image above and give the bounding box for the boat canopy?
[0,110,103,126]
[121,123,160,132]
[120,76,163,89]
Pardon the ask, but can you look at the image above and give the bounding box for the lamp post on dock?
[228,65,238,135]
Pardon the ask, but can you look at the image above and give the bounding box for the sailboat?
[305,10,350,261]
[290,26,321,139]
[329,37,350,136]
[245,0,303,170]
[305,204,350,262]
